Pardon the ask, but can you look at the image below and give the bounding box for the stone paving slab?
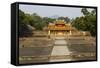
[50,39,72,62]
[50,59,71,62]
[50,46,70,55]
[54,39,67,44]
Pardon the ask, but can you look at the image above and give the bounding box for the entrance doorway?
[55,31,66,37]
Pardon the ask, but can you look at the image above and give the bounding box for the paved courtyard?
[19,36,96,64]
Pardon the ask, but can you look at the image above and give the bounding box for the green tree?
[81,8,90,16]
[58,17,70,23]
[72,8,96,36]
[19,10,33,37]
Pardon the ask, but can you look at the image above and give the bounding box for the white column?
[48,30,50,38]
[70,30,72,35]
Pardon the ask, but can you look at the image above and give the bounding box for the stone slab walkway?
[50,37,72,62]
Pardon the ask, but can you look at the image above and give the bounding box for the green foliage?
[58,17,70,23]
[19,8,96,37]
[19,9,56,37]
[72,8,96,36]
[19,10,33,37]
[81,8,90,16]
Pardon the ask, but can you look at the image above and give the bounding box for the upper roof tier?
[48,20,74,30]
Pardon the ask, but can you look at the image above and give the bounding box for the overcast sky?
[19,4,93,19]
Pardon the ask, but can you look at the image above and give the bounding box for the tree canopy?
[19,8,96,37]
[72,8,96,36]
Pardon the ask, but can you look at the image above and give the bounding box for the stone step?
[55,37,66,39]
[49,59,71,62]
[54,40,67,44]
[51,46,70,55]
[50,45,71,62]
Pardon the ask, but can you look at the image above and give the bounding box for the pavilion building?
[48,20,75,37]
[47,20,90,38]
